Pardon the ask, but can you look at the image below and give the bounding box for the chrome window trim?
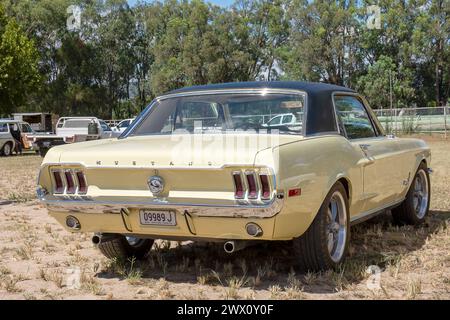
[121,88,308,139]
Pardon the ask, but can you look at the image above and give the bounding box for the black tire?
[98,235,154,260]
[1,142,12,157]
[293,181,350,271]
[392,162,430,225]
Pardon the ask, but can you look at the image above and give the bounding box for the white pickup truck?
[30,117,120,156]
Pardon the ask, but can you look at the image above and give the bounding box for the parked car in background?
[37,82,431,271]
[0,119,36,156]
[29,117,120,157]
[114,118,135,133]
[262,112,302,129]
[12,112,53,132]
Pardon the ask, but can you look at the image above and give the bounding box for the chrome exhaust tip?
[92,233,118,245]
[224,241,235,254]
[92,234,101,245]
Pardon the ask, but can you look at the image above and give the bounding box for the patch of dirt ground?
[0,136,449,300]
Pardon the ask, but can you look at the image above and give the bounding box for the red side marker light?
[288,188,301,197]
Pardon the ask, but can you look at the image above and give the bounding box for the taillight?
[76,171,87,194]
[53,171,64,194]
[259,174,271,199]
[64,171,76,194]
[232,172,245,199]
[245,172,258,199]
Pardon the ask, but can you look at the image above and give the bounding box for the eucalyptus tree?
[281,0,363,86]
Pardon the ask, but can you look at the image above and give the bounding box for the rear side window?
[282,114,294,124]
[0,123,8,133]
[334,96,376,139]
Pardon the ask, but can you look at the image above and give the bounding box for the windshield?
[20,123,34,133]
[119,120,131,128]
[130,92,305,136]
[99,120,111,131]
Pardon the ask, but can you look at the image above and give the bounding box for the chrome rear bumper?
[40,196,284,218]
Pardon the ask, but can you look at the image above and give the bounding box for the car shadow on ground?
[96,210,449,294]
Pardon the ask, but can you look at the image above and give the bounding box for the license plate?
[139,210,176,226]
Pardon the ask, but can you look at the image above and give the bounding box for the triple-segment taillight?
[232,170,272,200]
[52,169,87,195]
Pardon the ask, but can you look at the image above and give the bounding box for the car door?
[20,123,34,149]
[334,94,403,214]
[0,123,8,148]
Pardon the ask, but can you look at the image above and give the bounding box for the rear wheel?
[392,163,430,225]
[1,142,12,156]
[293,181,350,271]
[98,235,154,260]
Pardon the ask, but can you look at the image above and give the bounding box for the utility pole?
[389,70,393,110]
[389,70,394,134]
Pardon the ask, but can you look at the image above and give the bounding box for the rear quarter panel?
[255,135,364,239]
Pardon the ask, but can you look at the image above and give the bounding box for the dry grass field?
[0,136,449,300]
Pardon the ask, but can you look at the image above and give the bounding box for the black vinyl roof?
[167,81,355,135]
[168,81,355,95]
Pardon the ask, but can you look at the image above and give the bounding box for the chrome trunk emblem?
[148,176,164,195]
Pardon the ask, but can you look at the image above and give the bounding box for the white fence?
[373,106,449,137]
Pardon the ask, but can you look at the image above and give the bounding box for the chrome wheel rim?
[327,191,347,263]
[125,236,142,247]
[413,169,429,219]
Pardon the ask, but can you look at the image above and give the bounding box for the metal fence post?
[444,105,448,139]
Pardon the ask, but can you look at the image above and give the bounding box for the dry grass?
[0,136,449,299]
[0,154,41,202]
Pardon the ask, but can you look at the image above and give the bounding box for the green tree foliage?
[0,0,448,118]
[0,4,40,116]
[357,55,415,109]
[281,0,364,86]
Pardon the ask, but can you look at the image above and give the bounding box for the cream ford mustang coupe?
[37,82,431,270]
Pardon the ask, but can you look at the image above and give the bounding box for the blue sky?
[127,0,235,7]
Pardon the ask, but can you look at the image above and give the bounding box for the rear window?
[63,120,93,128]
[130,92,305,136]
